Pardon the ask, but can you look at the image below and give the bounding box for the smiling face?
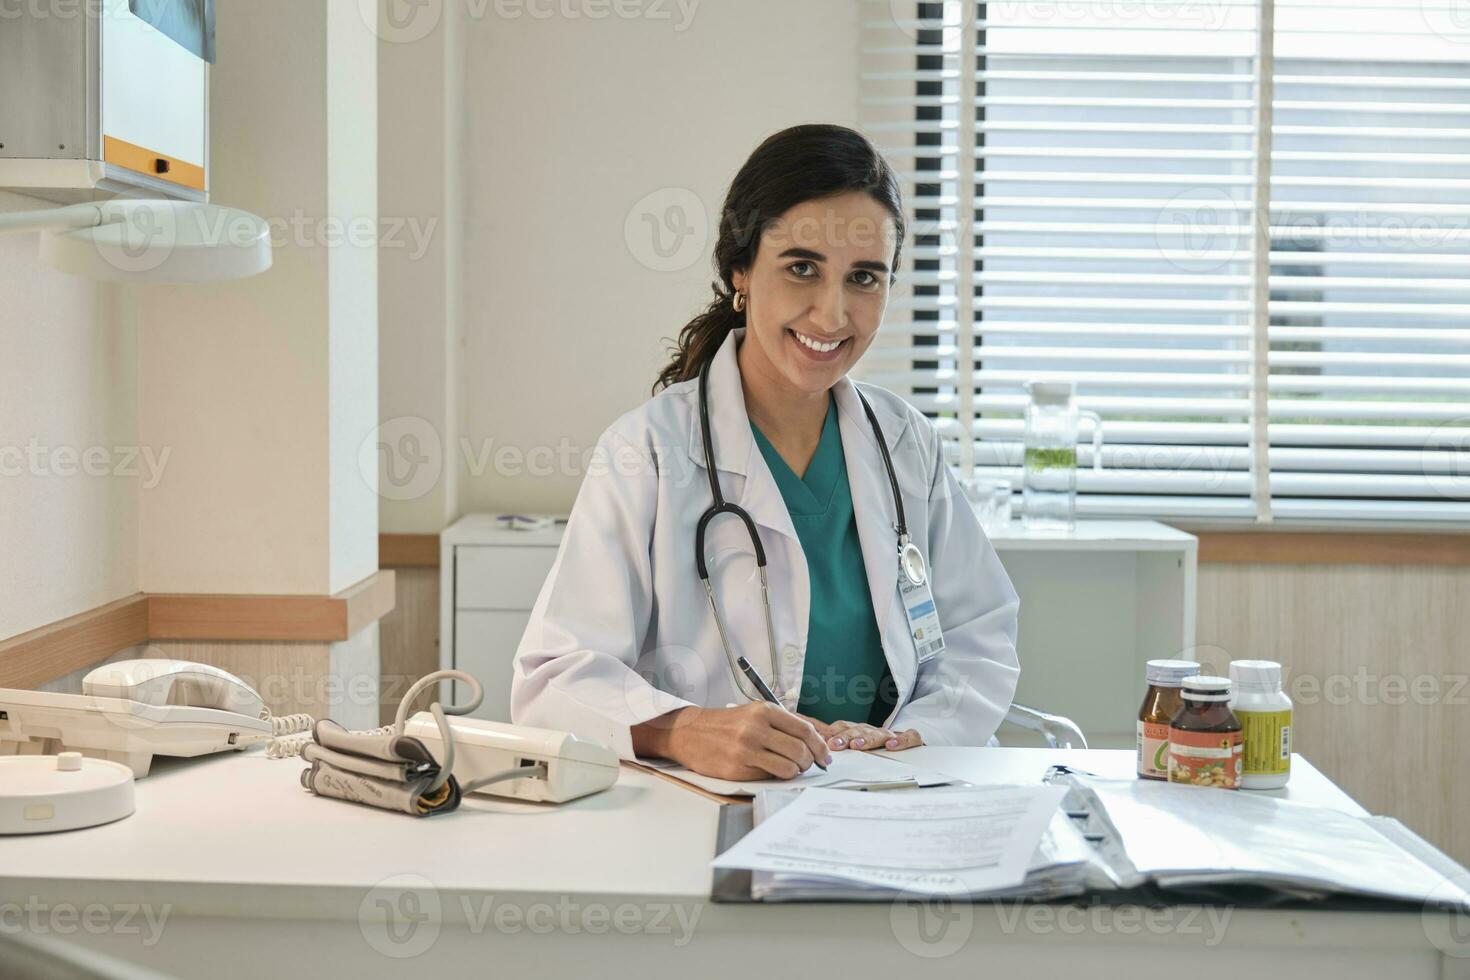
[731,191,898,396]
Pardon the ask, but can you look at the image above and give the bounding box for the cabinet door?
[452,610,531,722]
[456,546,558,610]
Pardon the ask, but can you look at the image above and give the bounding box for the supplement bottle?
[1168,676,1242,789]
[1230,659,1292,790]
[1137,659,1198,780]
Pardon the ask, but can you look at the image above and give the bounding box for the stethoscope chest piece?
[900,540,927,587]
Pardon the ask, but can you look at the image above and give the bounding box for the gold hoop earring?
[732,291,746,313]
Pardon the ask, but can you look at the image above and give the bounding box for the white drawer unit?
[441,516,566,721]
[455,545,559,610]
[442,513,1197,739]
[451,610,538,723]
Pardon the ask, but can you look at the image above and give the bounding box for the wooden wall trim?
[0,571,397,688]
[0,595,150,690]
[380,533,440,568]
[1195,531,1470,566]
[146,593,349,643]
[344,569,399,637]
[149,570,397,642]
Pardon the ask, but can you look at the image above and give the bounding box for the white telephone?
[0,661,619,804]
[0,659,275,777]
[403,712,618,804]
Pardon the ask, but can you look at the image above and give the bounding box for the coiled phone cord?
[268,713,316,737]
[265,720,393,759]
[264,669,545,794]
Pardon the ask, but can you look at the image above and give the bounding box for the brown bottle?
[1168,676,1243,790]
[1137,659,1197,780]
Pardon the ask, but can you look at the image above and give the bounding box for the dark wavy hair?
[652,123,905,394]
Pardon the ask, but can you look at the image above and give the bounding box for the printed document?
[712,784,1066,895]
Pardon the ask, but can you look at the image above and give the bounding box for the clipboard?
[622,759,748,805]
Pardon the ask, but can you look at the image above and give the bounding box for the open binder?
[1049,768,1470,908]
[712,767,1470,909]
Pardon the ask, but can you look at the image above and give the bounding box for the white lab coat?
[511,328,1021,759]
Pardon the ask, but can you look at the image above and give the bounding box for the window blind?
[1264,0,1470,521]
[858,0,1470,523]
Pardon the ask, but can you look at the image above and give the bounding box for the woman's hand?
[822,720,924,752]
[793,713,836,740]
[631,703,833,781]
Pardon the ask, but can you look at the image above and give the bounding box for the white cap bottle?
[1229,660,1292,789]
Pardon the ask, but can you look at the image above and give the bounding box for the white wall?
[377,0,462,534]
[377,0,863,528]
[459,0,861,513]
[0,189,139,639]
[138,0,380,595]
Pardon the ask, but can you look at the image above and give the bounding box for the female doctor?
[511,124,1021,781]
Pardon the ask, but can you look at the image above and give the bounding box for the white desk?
[2,746,1463,980]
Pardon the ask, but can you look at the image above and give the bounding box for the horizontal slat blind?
[859,1,969,453]
[860,0,1470,523]
[1265,0,1470,522]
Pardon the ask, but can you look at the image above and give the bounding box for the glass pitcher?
[1021,381,1102,531]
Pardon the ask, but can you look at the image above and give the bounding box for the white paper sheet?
[712,784,1067,895]
[747,788,1110,902]
[638,750,958,797]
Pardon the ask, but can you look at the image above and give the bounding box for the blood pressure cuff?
[299,718,462,816]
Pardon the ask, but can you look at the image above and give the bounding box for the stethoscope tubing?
[694,357,915,703]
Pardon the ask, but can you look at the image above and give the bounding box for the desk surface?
[5,747,1461,980]
[0,747,1361,903]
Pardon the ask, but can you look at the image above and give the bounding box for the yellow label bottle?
[1229,660,1293,790]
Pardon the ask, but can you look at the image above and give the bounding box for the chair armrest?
[1002,703,1089,749]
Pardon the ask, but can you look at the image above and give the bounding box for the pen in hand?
[735,655,828,772]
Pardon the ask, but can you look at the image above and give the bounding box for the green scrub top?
[750,393,896,728]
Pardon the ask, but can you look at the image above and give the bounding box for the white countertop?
[441,514,1198,552]
[984,519,1197,551]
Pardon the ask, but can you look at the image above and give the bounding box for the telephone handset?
[83,659,269,717]
[0,659,277,777]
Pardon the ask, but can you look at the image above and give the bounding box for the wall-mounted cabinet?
[0,0,210,204]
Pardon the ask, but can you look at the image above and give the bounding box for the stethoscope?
[695,357,928,703]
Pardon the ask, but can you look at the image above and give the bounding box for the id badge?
[899,573,945,665]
